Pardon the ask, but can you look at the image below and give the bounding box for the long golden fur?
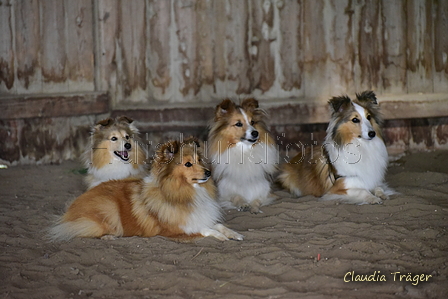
[49,138,244,241]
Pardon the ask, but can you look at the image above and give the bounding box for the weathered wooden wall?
[1,0,448,164]
[2,0,448,103]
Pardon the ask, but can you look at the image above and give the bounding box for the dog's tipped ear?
[356,90,378,105]
[157,141,179,163]
[328,96,352,114]
[241,98,259,113]
[184,136,200,148]
[117,115,140,134]
[215,99,235,120]
[116,116,134,124]
[95,118,114,130]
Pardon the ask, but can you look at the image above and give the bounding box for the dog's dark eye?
[125,135,130,140]
[250,120,255,125]
[185,162,193,167]
[111,137,118,141]
[352,118,360,123]
[366,115,371,120]
[235,121,243,127]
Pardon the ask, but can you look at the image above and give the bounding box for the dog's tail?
[47,218,105,242]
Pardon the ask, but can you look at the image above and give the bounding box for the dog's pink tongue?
[122,151,129,159]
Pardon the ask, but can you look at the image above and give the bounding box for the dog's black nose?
[124,142,132,150]
[205,170,211,177]
[368,131,376,138]
[251,131,259,138]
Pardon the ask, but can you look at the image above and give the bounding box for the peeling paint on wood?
[65,0,95,92]
[0,1,14,90]
[0,93,109,120]
[1,0,448,103]
[358,1,382,91]
[0,115,98,165]
[406,0,434,93]
[380,0,406,94]
[41,0,68,88]
[278,0,302,92]
[250,0,276,93]
[434,0,448,92]
[148,0,172,95]
[15,0,41,92]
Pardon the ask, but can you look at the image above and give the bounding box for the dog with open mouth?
[83,116,148,189]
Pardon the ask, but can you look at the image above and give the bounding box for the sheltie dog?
[83,116,148,189]
[48,138,244,242]
[208,98,278,213]
[279,91,394,204]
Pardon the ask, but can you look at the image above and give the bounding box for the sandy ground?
[1,151,447,299]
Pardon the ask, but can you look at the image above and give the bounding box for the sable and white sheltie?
[48,138,244,242]
[83,116,148,189]
[279,91,394,204]
[208,98,278,213]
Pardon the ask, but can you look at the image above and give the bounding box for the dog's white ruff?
[180,184,244,240]
[212,141,277,209]
[87,162,145,188]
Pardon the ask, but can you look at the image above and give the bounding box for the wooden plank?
[64,0,95,92]
[212,0,252,97]
[173,0,199,99]
[278,0,302,93]
[40,0,69,93]
[302,1,331,101]
[357,0,383,92]
[0,0,14,92]
[96,0,119,93]
[0,93,109,120]
[147,0,172,100]
[379,94,448,120]
[213,0,226,84]
[406,0,434,93]
[195,0,215,101]
[14,0,41,94]
[222,0,251,95]
[112,94,448,127]
[268,94,448,124]
[250,0,275,93]
[380,0,407,94]
[118,0,147,102]
[111,106,214,127]
[433,0,448,92]
[326,0,354,96]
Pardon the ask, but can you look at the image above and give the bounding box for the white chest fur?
[325,137,388,191]
[88,162,143,188]
[180,185,222,234]
[211,142,278,206]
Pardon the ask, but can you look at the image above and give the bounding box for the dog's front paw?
[248,199,262,214]
[364,195,383,205]
[236,205,262,214]
[374,187,389,200]
[231,196,249,212]
[100,234,117,240]
[213,224,244,241]
[226,230,245,241]
[237,205,251,212]
[249,206,262,214]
